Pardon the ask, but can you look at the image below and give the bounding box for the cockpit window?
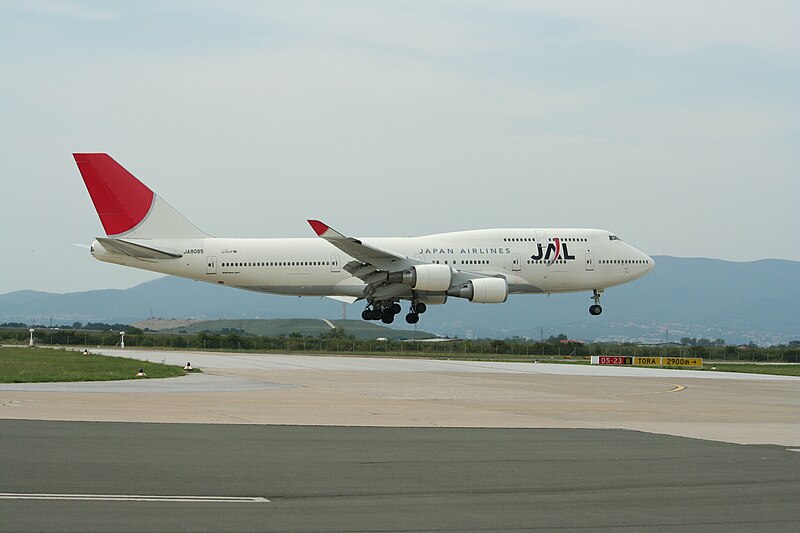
[609,235,620,241]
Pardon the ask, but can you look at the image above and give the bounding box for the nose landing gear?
[589,289,603,316]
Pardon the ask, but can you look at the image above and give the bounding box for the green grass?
[0,346,186,383]
[701,363,800,377]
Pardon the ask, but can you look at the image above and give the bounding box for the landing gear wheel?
[369,309,382,320]
[383,307,396,321]
[391,303,402,314]
[589,304,602,316]
[361,309,372,321]
[381,312,395,324]
[415,302,427,314]
[405,313,419,324]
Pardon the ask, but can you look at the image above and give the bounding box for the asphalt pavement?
[2,420,798,532]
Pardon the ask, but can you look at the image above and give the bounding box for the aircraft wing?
[308,220,508,303]
[308,220,427,300]
[307,220,418,271]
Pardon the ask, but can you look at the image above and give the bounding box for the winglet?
[308,220,346,240]
[308,219,330,237]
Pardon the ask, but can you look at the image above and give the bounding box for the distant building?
[636,342,684,347]
[560,339,584,345]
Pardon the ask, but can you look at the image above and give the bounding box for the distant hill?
[1,256,798,344]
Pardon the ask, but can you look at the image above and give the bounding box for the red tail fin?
[74,153,154,236]
[74,153,208,239]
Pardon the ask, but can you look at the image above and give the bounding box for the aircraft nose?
[643,252,655,273]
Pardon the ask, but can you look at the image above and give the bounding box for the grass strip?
[0,347,185,383]
[700,363,800,377]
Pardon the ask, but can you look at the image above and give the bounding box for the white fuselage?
[92,228,654,300]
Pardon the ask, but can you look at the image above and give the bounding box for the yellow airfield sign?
[661,357,703,367]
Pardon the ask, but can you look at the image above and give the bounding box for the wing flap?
[325,295,358,304]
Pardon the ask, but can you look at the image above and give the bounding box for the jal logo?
[530,238,576,261]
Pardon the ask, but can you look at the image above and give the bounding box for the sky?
[0,0,798,295]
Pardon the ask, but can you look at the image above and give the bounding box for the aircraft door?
[585,253,594,271]
[330,254,340,273]
[512,253,521,272]
[534,230,547,259]
[206,256,217,275]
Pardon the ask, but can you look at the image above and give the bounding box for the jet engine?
[389,264,453,292]
[447,277,508,303]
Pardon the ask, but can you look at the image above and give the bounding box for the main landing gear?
[361,301,427,325]
[589,289,603,316]
[361,302,403,324]
[405,302,426,324]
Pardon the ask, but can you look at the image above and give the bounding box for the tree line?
[1,325,797,362]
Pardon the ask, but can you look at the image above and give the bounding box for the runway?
[1,350,799,531]
[2,349,799,446]
[1,420,799,532]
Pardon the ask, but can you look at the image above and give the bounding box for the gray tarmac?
[1,349,799,531]
[2,349,798,445]
[1,420,799,532]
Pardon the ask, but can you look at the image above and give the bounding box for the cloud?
[529,0,800,60]
[0,1,798,294]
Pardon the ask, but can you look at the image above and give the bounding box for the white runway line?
[0,493,269,503]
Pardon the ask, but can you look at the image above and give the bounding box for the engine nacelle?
[390,264,453,292]
[447,277,508,304]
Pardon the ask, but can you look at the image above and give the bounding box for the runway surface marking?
[575,382,687,400]
[0,492,269,503]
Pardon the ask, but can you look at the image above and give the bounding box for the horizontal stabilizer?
[96,238,183,260]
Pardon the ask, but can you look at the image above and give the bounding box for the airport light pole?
[120,331,125,349]
[29,328,35,347]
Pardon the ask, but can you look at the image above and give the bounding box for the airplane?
[74,153,655,325]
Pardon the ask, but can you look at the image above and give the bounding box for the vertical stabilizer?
[74,153,209,239]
